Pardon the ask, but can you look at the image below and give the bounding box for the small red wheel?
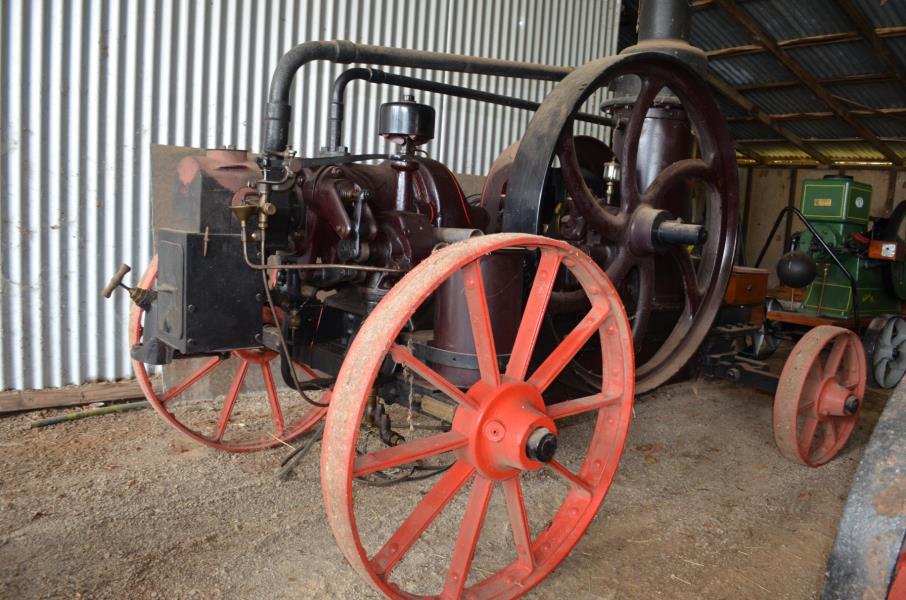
[321,233,634,598]
[130,256,328,452]
[773,326,865,467]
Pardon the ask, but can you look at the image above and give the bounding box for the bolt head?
[844,395,860,415]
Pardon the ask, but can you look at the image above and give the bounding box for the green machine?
[754,175,906,388]
[794,176,900,319]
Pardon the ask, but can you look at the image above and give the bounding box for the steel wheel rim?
[773,326,865,467]
[130,256,327,452]
[321,233,634,598]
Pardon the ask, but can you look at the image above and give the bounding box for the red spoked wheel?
[321,233,634,598]
[130,256,328,452]
[773,326,865,467]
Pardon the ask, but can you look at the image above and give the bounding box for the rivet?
[607,326,615,335]
[611,368,619,376]
[594,460,603,470]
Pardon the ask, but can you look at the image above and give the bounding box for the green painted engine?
[784,176,905,320]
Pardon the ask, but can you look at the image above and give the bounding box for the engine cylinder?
[430,251,523,388]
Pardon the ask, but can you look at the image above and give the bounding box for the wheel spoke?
[462,260,501,388]
[547,393,622,420]
[821,419,839,448]
[506,249,563,381]
[213,359,249,442]
[161,356,224,404]
[260,361,285,435]
[528,304,609,393]
[824,338,849,378]
[390,344,479,409]
[670,246,703,314]
[502,476,535,571]
[640,158,713,205]
[798,416,819,454]
[442,475,495,598]
[353,431,469,478]
[370,462,475,578]
[545,459,593,495]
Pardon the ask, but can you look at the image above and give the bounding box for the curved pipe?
[265,40,573,153]
[327,67,615,153]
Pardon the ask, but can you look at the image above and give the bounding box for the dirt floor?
[0,377,889,600]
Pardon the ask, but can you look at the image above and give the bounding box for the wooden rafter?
[834,0,906,96]
[706,26,906,59]
[727,107,906,123]
[712,0,903,165]
[736,72,893,93]
[707,74,830,165]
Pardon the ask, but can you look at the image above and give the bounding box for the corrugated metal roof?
[853,0,906,28]
[782,119,858,139]
[786,40,886,79]
[742,87,827,114]
[810,141,886,161]
[729,121,784,140]
[858,116,906,139]
[690,6,753,51]
[709,53,794,86]
[825,81,906,110]
[742,0,854,39]
[742,142,812,160]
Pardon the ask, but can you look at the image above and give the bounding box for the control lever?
[102,263,157,308]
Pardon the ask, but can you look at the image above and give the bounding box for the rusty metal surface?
[822,376,906,599]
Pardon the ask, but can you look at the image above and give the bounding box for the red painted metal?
[773,326,865,467]
[321,233,634,598]
[130,256,327,452]
[892,553,906,599]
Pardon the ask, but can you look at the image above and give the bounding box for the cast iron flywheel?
[502,51,739,394]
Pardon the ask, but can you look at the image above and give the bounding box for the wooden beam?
[834,0,906,96]
[712,0,904,165]
[706,25,906,59]
[707,74,831,165]
[727,107,906,123]
[736,72,893,93]
[0,379,158,414]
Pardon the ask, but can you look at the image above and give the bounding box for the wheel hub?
[453,381,558,480]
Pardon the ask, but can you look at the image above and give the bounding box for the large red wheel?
[130,256,328,452]
[773,326,865,467]
[321,233,634,598]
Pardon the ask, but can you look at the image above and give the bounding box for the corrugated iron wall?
[0,0,619,391]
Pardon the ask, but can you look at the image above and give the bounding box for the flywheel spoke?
[462,260,501,388]
[502,476,535,571]
[671,246,703,314]
[353,431,469,478]
[441,475,495,599]
[506,249,563,381]
[161,355,224,404]
[370,462,475,578]
[390,344,478,409]
[260,361,285,435]
[528,304,609,393]
[640,158,713,205]
[547,393,622,420]
[213,359,249,442]
[631,260,655,342]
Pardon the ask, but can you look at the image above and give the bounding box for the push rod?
[264,40,573,153]
[327,67,614,153]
